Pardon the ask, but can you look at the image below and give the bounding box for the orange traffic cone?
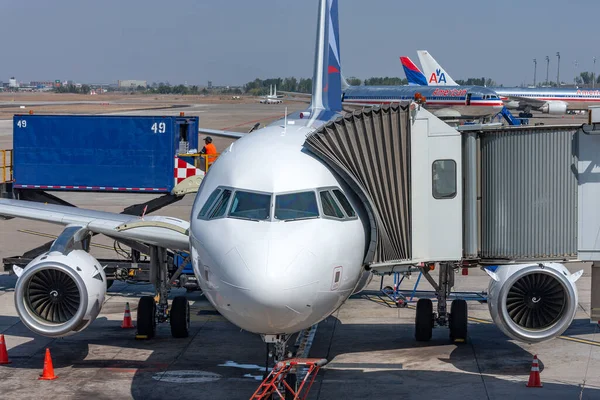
[526,354,542,387]
[0,334,11,364]
[121,302,135,329]
[38,348,58,380]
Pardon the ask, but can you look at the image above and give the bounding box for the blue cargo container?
[12,114,199,193]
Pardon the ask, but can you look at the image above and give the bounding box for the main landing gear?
[135,246,190,339]
[414,263,468,343]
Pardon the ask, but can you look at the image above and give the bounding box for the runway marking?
[558,336,600,347]
[17,229,114,250]
[152,370,221,383]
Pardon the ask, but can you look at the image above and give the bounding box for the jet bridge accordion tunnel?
[305,105,413,265]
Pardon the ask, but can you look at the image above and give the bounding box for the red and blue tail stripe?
[400,56,427,86]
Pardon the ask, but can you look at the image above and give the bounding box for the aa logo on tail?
[429,69,447,84]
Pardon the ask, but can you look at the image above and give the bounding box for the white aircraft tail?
[417,50,458,86]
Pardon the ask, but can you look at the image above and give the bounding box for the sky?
[1,0,598,87]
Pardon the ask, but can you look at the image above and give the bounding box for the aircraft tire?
[415,298,433,341]
[449,299,468,344]
[170,296,190,338]
[137,296,157,339]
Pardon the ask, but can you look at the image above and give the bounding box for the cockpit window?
[332,189,356,217]
[208,189,232,219]
[275,191,319,221]
[229,191,271,221]
[320,190,344,219]
[198,189,222,218]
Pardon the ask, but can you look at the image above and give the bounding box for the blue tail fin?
[309,0,342,120]
[400,56,427,86]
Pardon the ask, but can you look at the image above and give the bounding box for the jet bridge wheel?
[415,298,434,341]
[170,296,190,338]
[136,296,157,339]
[449,299,468,343]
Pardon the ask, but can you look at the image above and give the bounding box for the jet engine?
[541,101,568,114]
[14,250,106,338]
[486,263,582,343]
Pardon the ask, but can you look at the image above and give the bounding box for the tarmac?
[0,100,599,399]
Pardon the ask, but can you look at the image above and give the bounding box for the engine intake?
[15,250,106,338]
[487,263,581,343]
[506,273,566,330]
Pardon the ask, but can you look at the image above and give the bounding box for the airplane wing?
[503,95,546,110]
[0,199,190,251]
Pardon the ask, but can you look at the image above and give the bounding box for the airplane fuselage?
[493,87,600,111]
[343,85,504,118]
[189,118,368,334]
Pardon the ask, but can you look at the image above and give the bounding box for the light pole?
[533,58,537,87]
[545,56,550,85]
[594,57,597,89]
[556,52,561,86]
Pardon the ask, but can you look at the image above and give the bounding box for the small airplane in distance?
[404,50,600,116]
[260,84,284,104]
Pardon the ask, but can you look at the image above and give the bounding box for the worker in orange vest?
[200,136,218,169]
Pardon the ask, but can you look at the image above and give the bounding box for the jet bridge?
[305,103,600,330]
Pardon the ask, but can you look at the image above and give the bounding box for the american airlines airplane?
[342,83,503,118]
[403,50,600,116]
[0,0,582,373]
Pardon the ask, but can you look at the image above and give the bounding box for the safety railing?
[0,149,13,183]
[178,152,221,172]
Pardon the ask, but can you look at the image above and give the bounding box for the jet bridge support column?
[462,132,478,259]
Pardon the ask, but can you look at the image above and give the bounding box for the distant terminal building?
[8,77,18,88]
[30,81,55,89]
[118,80,147,88]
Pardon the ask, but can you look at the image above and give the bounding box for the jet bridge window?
[432,160,457,199]
[320,190,345,219]
[275,191,319,221]
[229,191,271,221]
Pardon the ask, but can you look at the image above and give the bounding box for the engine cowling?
[14,250,106,338]
[541,101,568,114]
[486,263,582,343]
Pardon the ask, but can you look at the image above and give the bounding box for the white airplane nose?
[216,240,325,334]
